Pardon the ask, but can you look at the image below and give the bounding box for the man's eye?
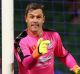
[37,16,41,19]
[30,16,34,18]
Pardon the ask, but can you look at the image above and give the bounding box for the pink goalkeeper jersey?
[14,30,77,74]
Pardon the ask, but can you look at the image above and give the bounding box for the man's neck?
[27,29,43,37]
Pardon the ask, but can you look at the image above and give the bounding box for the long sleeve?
[59,53,77,69]
[54,32,77,69]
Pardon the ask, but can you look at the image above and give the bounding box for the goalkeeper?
[14,3,80,74]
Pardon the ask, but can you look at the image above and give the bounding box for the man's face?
[25,9,45,32]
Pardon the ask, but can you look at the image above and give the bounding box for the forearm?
[22,55,37,69]
[60,54,80,74]
[59,53,77,69]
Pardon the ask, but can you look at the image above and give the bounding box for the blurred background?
[14,0,80,74]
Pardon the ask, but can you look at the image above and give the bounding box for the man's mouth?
[31,23,39,26]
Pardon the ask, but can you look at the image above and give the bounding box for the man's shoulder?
[15,30,27,43]
[43,28,55,32]
[43,28,60,37]
[14,30,27,49]
[43,28,58,34]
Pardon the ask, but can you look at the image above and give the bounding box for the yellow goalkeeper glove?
[71,65,80,74]
[32,38,50,59]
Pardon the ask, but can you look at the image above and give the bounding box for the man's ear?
[43,16,45,23]
[25,19,27,23]
[24,15,27,23]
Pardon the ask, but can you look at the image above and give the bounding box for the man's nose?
[33,17,38,22]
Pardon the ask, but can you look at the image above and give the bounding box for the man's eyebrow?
[28,14,33,15]
[28,13,42,16]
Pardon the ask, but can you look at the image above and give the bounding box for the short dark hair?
[25,3,44,16]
